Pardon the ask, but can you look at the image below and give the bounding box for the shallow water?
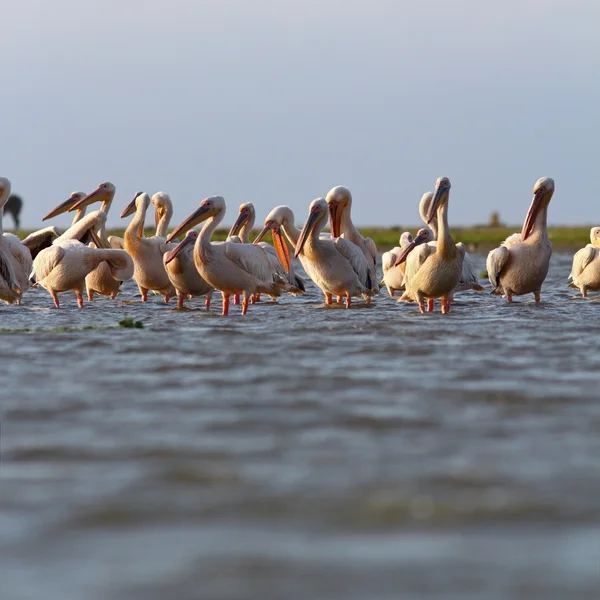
[1,253,600,600]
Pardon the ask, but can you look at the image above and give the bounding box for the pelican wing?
[0,246,18,291]
[570,244,598,282]
[404,242,435,285]
[486,245,509,290]
[33,245,65,280]
[365,237,377,268]
[21,227,60,260]
[4,234,33,276]
[381,249,398,276]
[224,242,276,282]
[502,233,522,248]
[108,235,124,250]
[456,243,483,291]
[333,237,370,288]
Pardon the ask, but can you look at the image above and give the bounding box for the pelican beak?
[120,192,143,219]
[155,207,161,230]
[521,187,546,241]
[253,223,272,245]
[328,201,343,238]
[69,186,111,213]
[164,233,194,265]
[42,196,81,221]
[426,182,450,224]
[272,227,291,273]
[228,211,250,238]
[294,210,320,258]
[166,205,217,243]
[394,229,429,267]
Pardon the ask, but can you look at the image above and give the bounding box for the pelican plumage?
[418,191,483,293]
[569,227,600,298]
[120,192,175,302]
[326,186,378,300]
[0,177,32,302]
[163,230,214,309]
[397,178,464,314]
[380,231,415,297]
[294,198,372,308]
[487,177,555,303]
[165,196,289,315]
[32,211,132,308]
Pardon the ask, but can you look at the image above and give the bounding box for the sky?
[2,0,600,229]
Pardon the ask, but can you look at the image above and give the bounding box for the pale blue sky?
[2,0,600,229]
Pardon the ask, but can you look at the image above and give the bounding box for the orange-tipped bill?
[294,210,320,258]
[328,201,342,237]
[166,204,217,244]
[272,227,291,273]
[69,186,111,213]
[42,194,82,221]
[228,210,250,239]
[120,193,141,219]
[164,231,197,265]
[253,223,272,245]
[520,187,546,241]
[394,228,430,267]
[426,181,450,224]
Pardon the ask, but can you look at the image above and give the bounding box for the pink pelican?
[569,227,600,298]
[381,231,415,297]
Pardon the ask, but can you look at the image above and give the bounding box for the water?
[1,253,599,600]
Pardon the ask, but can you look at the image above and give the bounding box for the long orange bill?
[42,196,80,221]
[294,211,319,258]
[272,228,291,273]
[155,208,160,230]
[166,205,213,243]
[328,202,342,237]
[394,230,430,267]
[164,235,194,265]
[69,186,108,212]
[520,188,545,241]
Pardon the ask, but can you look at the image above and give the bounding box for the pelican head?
[42,191,87,220]
[326,185,352,238]
[152,192,173,229]
[394,228,431,267]
[228,202,255,238]
[0,177,11,208]
[252,206,293,274]
[399,231,414,249]
[294,198,327,258]
[120,191,148,219]
[426,177,451,224]
[164,229,198,265]
[590,227,600,247]
[69,182,115,213]
[166,196,225,243]
[521,177,555,241]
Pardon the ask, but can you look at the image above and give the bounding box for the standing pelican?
[121,192,175,302]
[326,186,378,300]
[396,178,463,314]
[165,197,288,315]
[163,230,214,309]
[487,177,555,303]
[0,177,32,301]
[32,212,132,308]
[294,198,372,307]
[381,232,416,297]
[569,227,600,298]
[418,191,483,293]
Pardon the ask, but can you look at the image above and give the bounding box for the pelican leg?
[534,291,541,304]
[205,292,212,311]
[110,292,117,300]
[441,297,451,314]
[51,292,60,309]
[233,294,240,305]
[581,287,588,298]
[336,295,342,304]
[242,294,250,315]
[427,299,434,312]
[365,296,371,305]
[222,293,230,316]
[16,298,21,306]
[140,287,148,302]
[325,293,333,305]
[416,292,425,313]
[386,286,395,297]
[177,295,185,309]
[88,290,94,302]
[345,295,351,309]
[250,294,256,304]
[254,293,261,303]
[75,290,84,309]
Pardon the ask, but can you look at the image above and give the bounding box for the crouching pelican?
[396,177,463,314]
[487,177,555,303]
[166,196,290,315]
[381,231,415,297]
[569,227,600,298]
[294,198,372,307]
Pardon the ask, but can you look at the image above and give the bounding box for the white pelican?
[381,231,415,297]
[487,177,555,303]
[163,230,214,309]
[294,198,372,307]
[165,196,289,315]
[326,186,378,301]
[418,191,483,293]
[0,177,32,301]
[120,192,175,302]
[32,212,132,308]
[396,178,463,314]
[229,202,305,302]
[569,227,600,298]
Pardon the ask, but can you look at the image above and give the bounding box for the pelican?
[326,186,378,300]
[395,178,463,314]
[163,230,214,309]
[418,191,483,293]
[165,196,289,315]
[32,211,132,308]
[487,177,555,303]
[381,231,415,297]
[121,192,175,302]
[0,177,32,301]
[229,202,305,302]
[569,228,600,298]
[294,198,372,307]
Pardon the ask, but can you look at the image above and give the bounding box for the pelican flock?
[1,173,587,316]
